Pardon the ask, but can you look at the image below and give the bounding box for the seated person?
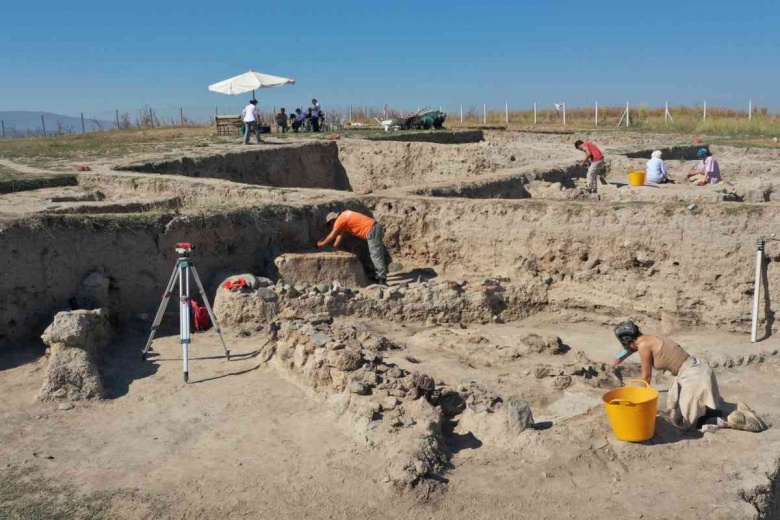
[645,150,673,184]
[292,108,306,133]
[687,148,722,185]
[275,108,289,133]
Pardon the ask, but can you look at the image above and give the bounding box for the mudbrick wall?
[371,196,780,334]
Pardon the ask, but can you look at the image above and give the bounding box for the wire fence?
[0,100,777,140]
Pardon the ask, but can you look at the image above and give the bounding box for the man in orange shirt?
[317,210,387,285]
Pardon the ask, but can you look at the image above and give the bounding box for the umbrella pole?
[253,89,256,101]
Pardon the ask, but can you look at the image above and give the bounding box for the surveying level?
[142,242,230,382]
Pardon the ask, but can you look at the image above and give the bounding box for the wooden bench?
[214,115,242,136]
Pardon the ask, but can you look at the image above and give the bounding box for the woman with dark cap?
[687,147,722,185]
[613,320,766,433]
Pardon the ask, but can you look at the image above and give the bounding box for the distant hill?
[0,111,114,136]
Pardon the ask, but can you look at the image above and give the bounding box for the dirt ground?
[2,128,780,519]
[2,322,779,519]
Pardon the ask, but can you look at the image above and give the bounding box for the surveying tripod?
[142,243,230,382]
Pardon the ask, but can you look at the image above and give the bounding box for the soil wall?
[0,203,368,346]
[366,130,484,144]
[371,196,779,334]
[117,142,352,191]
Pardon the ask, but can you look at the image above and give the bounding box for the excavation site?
[2,129,780,519]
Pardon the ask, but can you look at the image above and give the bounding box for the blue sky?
[1,0,778,119]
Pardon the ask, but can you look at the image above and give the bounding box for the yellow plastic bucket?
[602,380,659,442]
[628,170,646,186]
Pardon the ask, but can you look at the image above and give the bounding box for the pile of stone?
[264,312,533,488]
[214,273,546,334]
[533,350,624,391]
[38,308,113,402]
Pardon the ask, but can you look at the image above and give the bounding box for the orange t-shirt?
[333,210,375,239]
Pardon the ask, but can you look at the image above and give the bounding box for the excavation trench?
[1,190,777,347]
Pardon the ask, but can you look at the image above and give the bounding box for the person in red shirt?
[317,210,387,285]
[575,139,607,193]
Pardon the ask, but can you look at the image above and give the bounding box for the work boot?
[737,402,768,431]
[727,410,765,433]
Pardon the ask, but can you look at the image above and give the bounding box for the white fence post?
[460,105,463,123]
[703,101,707,123]
[533,102,537,124]
[483,104,486,124]
[749,100,752,122]
[505,102,508,124]
[595,101,598,126]
[626,102,630,127]
[563,102,566,126]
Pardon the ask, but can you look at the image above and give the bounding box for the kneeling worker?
[613,321,767,433]
[318,210,388,285]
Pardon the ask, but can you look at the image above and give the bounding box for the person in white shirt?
[645,150,672,184]
[310,98,321,132]
[293,108,306,133]
[241,99,261,144]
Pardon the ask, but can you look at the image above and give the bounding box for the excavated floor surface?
[1,129,780,518]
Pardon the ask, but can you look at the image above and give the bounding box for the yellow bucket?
[628,170,646,186]
[602,380,659,442]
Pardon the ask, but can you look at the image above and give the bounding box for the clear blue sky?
[1,0,778,119]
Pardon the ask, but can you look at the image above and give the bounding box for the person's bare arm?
[637,341,654,384]
[581,149,593,166]
[333,233,345,248]
[317,228,342,248]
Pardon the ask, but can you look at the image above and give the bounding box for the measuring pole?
[562,102,566,126]
[750,239,765,342]
[533,102,537,124]
[81,112,85,134]
[483,104,487,124]
[595,101,598,126]
[703,101,707,123]
[41,114,46,137]
[505,102,509,124]
[749,100,752,122]
[460,105,463,123]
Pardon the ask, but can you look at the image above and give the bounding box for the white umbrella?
[208,69,295,99]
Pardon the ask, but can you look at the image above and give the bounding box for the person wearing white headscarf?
[645,150,671,184]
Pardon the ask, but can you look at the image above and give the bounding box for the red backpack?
[190,300,212,331]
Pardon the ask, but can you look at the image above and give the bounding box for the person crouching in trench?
[317,210,388,285]
[612,321,767,433]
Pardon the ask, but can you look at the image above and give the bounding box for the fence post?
[41,114,46,137]
[703,101,707,123]
[349,105,353,122]
[505,102,508,124]
[626,102,630,127]
[180,107,184,126]
[562,102,566,126]
[364,106,367,122]
[460,105,463,123]
[483,104,486,124]
[115,110,120,130]
[80,112,85,134]
[1,120,4,139]
[595,101,598,126]
[533,102,537,124]
[749,100,752,122]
